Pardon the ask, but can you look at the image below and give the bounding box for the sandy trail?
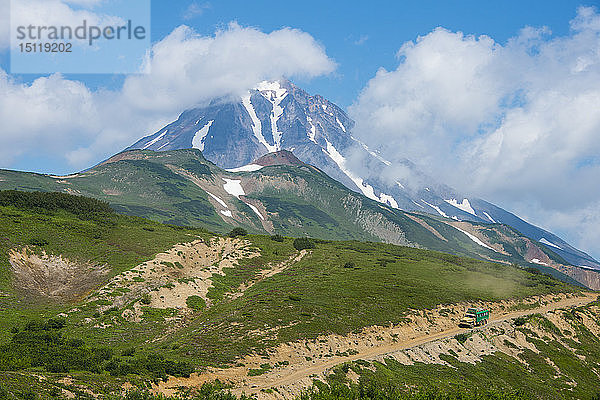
[156,292,597,398]
[246,292,597,395]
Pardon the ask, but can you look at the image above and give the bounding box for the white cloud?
[183,2,210,20]
[0,71,98,165]
[354,35,369,46]
[62,0,106,6]
[121,23,336,114]
[350,6,600,259]
[0,21,335,170]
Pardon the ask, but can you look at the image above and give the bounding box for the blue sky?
[1,0,590,107]
[150,0,588,108]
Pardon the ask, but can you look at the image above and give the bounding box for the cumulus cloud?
[122,22,336,114]
[182,2,210,20]
[0,17,335,170]
[349,6,600,259]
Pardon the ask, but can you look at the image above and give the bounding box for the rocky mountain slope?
[126,80,599,270]
[0,149,596,288]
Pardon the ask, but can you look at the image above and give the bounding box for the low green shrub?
[228,227,247,237]
[293,237,315,250]
[186,295,206,310]
[270,234,285,242]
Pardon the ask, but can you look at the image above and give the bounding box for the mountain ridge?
[2,147,599,289]
[126,79,600,270]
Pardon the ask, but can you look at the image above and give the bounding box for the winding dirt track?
[243,292,598,395]
[156,292,598,398]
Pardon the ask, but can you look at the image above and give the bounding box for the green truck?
[459,308,490,328]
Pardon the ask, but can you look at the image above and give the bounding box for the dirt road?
[156,292,598,398]
[242,292,598,395]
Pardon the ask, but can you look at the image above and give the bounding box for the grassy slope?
[143,240,572,367]
[0,196,585,399]
[0,200,574,355]
[323,300,600,400]
[0,150,579,287]
[0,203,210,344]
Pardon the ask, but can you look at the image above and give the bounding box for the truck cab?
[459,308,489,328]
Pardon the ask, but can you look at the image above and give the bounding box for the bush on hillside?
[0,190,113,216]
[186,295,206,310]
[0,318,193,380]
[293,237,315,251]
[228,227,247,237]
[270,234,285,242]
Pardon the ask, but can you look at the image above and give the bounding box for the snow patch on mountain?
[531,258,548,266]
[191,120,214,151]
[421,199,448,218]
[450,225,499,252]
[143,129,168,150]
[307,116,317,144]
[540,238,562,250]
[412,200,425,209]
[483,211,497,223]
[226,164,264,173]
[242,94,276,153]
[445,198,476,216]
[257,80,288,150]
[322,139,397,208]
[336,117,346,133]
[206,191,227,208]
[223,178,245,198]
[380,194,399,209]
[220,210,233,218]
[245,203,264,220]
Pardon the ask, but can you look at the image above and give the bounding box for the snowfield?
[449,224,499,253]
[223,178,245,198]
[421,199,449,218]
[540,238,562,250]
[445,198,476,216]
[143,129,168,150]
[192,121,214,151]
[226,164,264,173]
[245,203,264,220]
[206,191,227,208]
[322,139,398,209]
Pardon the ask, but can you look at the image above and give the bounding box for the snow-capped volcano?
[126,79,600,270]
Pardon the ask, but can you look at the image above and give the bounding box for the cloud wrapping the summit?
[349,6,600,258]
[122,23,336,113]
[0,11,335,169]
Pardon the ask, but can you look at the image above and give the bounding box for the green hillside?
[0,149,581,286]
[0,191,584,399]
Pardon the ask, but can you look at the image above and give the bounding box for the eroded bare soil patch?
[9,247,110,301]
